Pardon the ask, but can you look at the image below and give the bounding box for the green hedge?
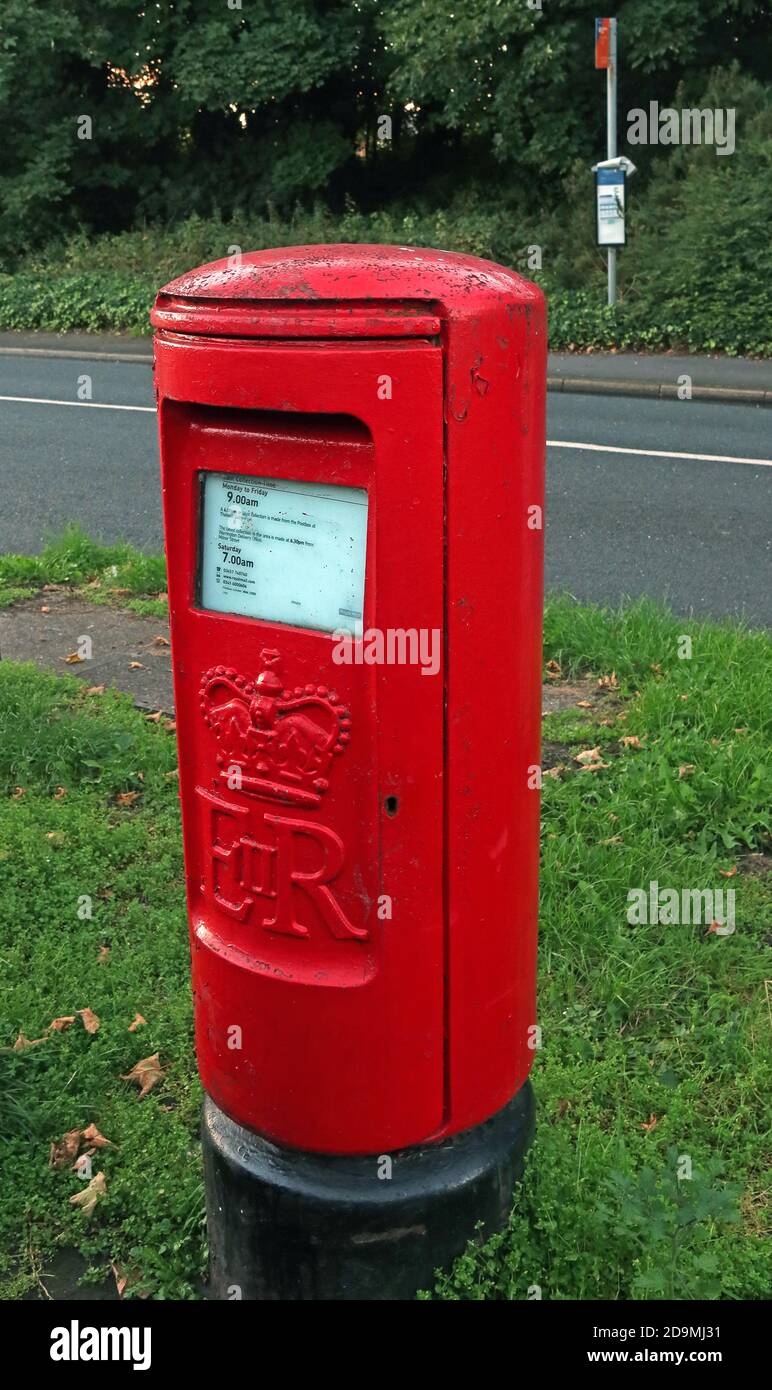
[1,270,769,356]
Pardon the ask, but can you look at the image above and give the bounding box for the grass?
[0,526,168,618]
[0,590,769,1300]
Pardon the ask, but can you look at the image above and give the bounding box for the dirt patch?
[0,595,614,725]
[541,677,601,714]
[0,593,172,712]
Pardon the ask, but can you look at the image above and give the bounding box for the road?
[1,354,770,625]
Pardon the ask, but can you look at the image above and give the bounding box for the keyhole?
[384,795,399,817]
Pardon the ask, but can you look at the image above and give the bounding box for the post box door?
[155,335,446,1154]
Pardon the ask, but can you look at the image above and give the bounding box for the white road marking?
[0,395,155,413]
[1,395,770,467]
[548,439,772,468]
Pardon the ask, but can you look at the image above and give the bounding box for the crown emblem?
[199,649,351,806]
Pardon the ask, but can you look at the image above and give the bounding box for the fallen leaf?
[556,1098,572,1117]
[165,768,179,780]
[121,1052,165,1099]
[40,605,50,614]
[77,1008,100,1035]
[12,1031,46,1050]
[12,786,25,799]
[46,831,66,845]
[543,765,565,780]
[678,694,689,701]
[81,1123,114,1150]
[719,867,738,878]
[544,659,562,682]
[620,735,644,749]
[63,652,85,665]
[598,835,623,845]
[112,1263,128,1298]
[69,1171,107,1217]
[678,764,695,779]
[128,661,144,670]
[49,1016,76,1032]
[597,672,619,690]
[115,791,141,806]
[734,726,748,734]
[128,1013,147,1032]
[97,945,111,965]
[641,1114,658,1133]
[85,685,106,696]
[163,720,176,734]
[650,663,662,673]
[576,700,592,708]
[153,635,170,647]
[145,711,163,724]
[706,919,736,938]
[578,761,610,773]
[53,786,68,799]
[575,747,602,765]
[49,1128,82,1168]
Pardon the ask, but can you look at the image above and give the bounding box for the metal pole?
[607,17,618,306]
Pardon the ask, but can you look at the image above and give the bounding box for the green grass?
[0,594,769,1299]
[0,526,168,618]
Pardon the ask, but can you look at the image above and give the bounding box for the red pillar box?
[151,245,545,1300]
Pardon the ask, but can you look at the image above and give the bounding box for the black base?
[202,1083,535,1300]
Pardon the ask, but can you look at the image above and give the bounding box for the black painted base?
[202,1083,535,1301]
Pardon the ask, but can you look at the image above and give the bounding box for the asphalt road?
[1,354,770,625]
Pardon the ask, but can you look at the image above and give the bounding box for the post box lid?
[151,243,541,339]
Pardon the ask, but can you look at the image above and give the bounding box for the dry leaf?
[69,1171,107,1217]
[734,726,748,734]
[163,720,176,734]
[12,1031,46,1050]
[128,1013,147,1033]
[598,835,623,845]
[46,831,66,845]
[145,711,163,723]
[40,605,50,614]
[128,661,144,670]
[97,945,111,965]
[63,652,85,665]
[544,659,562,682]
[112,1263,128,1298]
[678,694,689,701]
[641,1114,658,1133]
[165,768,179,780]
[543,765,565,780]
[12,786,25,799]
[49,1128,82,1169]
[706,919,736,938]
[49,1016,76,1033]
[153,635,170,647]
[85,685,106,696]
[719,867,738,878]
[81,1123,114,1150]
[53,786,68,799]
[650,663,662,673]
[597,672,619,689]
[121,1052,165,1099]
[575,747,602,765]
[115,791,141,806]
[77,1008,100,1035]
[620,735,644,749]
[579,761,609,773]
[576,700,592,708]
[678,764,695,779]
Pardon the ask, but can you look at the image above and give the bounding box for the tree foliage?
[0,0,770,265]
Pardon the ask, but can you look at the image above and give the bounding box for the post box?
[151,244,545,1300]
